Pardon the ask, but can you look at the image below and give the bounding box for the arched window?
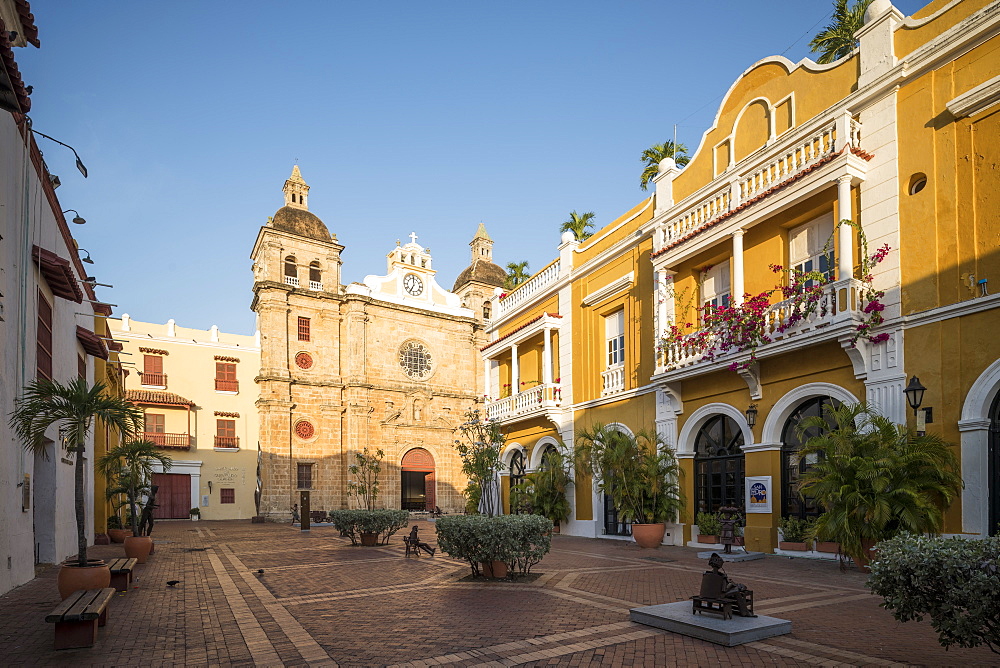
[283,256,298,286]
[694,415,745,514]
[309,261,322,290]
[780,396,840,519]
[482,301,492,320]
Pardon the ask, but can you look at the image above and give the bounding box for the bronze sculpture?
[691,552,756,619]
[718,506,740,554]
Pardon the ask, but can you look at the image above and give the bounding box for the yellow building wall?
[894,0,995,60]
[897,36,1000,315]
[676,58,858,202]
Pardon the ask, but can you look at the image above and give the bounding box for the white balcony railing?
[284,275,300,287]
[655,116,859,254]
[495,260,561,318]
[601,366,625,396]
[486,383,562,421]
[656,278,865,372]
[309,280,322,291]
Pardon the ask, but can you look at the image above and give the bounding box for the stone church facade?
[250,167,504,516]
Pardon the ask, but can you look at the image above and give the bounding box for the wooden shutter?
[220,488,235,504]
[297,317,310,342]
[144,355,163,374]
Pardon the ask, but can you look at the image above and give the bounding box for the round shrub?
[435,514,552,578]
[328,509,409,545]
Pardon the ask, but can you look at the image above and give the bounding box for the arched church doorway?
[401,448,435,511]
[694,415,745,514]
[989,391,1000,536]
[780,396,840,519]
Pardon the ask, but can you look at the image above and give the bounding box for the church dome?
[271,206,332,242]
[453,258,507,291]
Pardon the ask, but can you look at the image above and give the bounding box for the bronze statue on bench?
[138,485,159,536]
[404,525,435,557]
[691,553,756,620]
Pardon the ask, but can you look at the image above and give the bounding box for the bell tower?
[283,165,310,210]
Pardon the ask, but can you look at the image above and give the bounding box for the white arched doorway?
[960,359,1000,537]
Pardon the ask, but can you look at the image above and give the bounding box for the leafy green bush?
[106,515,123,530]
[778,516,815,543]
[696,512,721,536]
[868,534,1000,655]
[435,514,551,578]
[328,509,409,545]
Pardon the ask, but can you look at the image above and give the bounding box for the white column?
[732,230,745,305]
[542,328,553,385]
[483,358,491,398]
[510,344,519,394]
[837,175,854,280]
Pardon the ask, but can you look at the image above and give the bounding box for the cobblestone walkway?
[0,520,994,666]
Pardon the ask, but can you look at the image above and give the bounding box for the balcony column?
[837,174,854,280]
[510,343,519,394]
[732,230,745,305]
[483,358,491,399]
[542,328,553,385]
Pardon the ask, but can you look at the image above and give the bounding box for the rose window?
[398,341,433,380]
[295,352,313,369]
[295,421,315,439]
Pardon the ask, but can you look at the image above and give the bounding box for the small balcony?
[655,278,866,376]
[214,435,240,449]
[143,432,191,450]
[284,275,300,287]
[486,383,562,422]
[140,372,167,388]
[215,379,239,392]
[602,365,625,396]
[309,280,323,291]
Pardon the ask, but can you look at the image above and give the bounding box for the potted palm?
[97,439,172,564]
[575,424,683,548]
[777,516,814,551]
[189,507,201,521]
[512,447,573,531]
[10,378,143,598]
[696,512,721,544]
[796,402,963,571]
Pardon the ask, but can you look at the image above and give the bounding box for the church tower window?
[284,256,299,287]
[309,262,322,290]
[297,317,311,342]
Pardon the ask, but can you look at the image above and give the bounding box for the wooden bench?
[46,588,116,650]
[107,557,138,592]
[691,571,754,621]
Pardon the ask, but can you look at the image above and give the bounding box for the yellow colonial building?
[485,0,1000,551]
[108,316,261,520]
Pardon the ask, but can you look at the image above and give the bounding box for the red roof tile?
[76,326,108,360]
[32,245,83,303]
[0,18,31,113]
[126,390,195,407]
[14,0,40,47]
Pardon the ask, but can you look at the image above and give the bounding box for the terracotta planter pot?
[551,523,560,534]
[479,560,508,579]
[108,528,128,543]
[148,538,155,555]
[852,539,879,572]
[94,533,110,545]
[697,534,718,544]
[124,535,153,563]
[57,561,110,600]
[816,541,840,553]
[631,523,666,548]
[779,541,808,551]
[359,532,378,547]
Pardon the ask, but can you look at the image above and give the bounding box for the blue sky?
[20,0,925,334]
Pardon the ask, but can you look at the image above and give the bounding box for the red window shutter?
[216,419,235,437]
[144,355,163,374]
[220,488,235,504]
[297,317,310,342]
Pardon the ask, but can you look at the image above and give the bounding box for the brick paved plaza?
[0,520,994,667]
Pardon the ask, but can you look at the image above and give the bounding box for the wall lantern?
[903,376,926,416]
[745,403,758,428]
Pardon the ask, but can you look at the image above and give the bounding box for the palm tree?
[97,440,172,537]
[10,378,143,566]
[574,424,683,525]
[560,211,596,242]
[504,261,531,290]
[809,0,873,64]
[796,402,962,567]
[639,141,690,190]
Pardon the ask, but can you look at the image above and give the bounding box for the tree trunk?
[129,486,139,537]
[74,426,87,567]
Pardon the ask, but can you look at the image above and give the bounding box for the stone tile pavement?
[0,520,994,666]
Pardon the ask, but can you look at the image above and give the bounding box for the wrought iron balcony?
[143,432,191,450]
[486,383,562,422]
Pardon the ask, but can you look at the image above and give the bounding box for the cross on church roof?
[409,232,418,245]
